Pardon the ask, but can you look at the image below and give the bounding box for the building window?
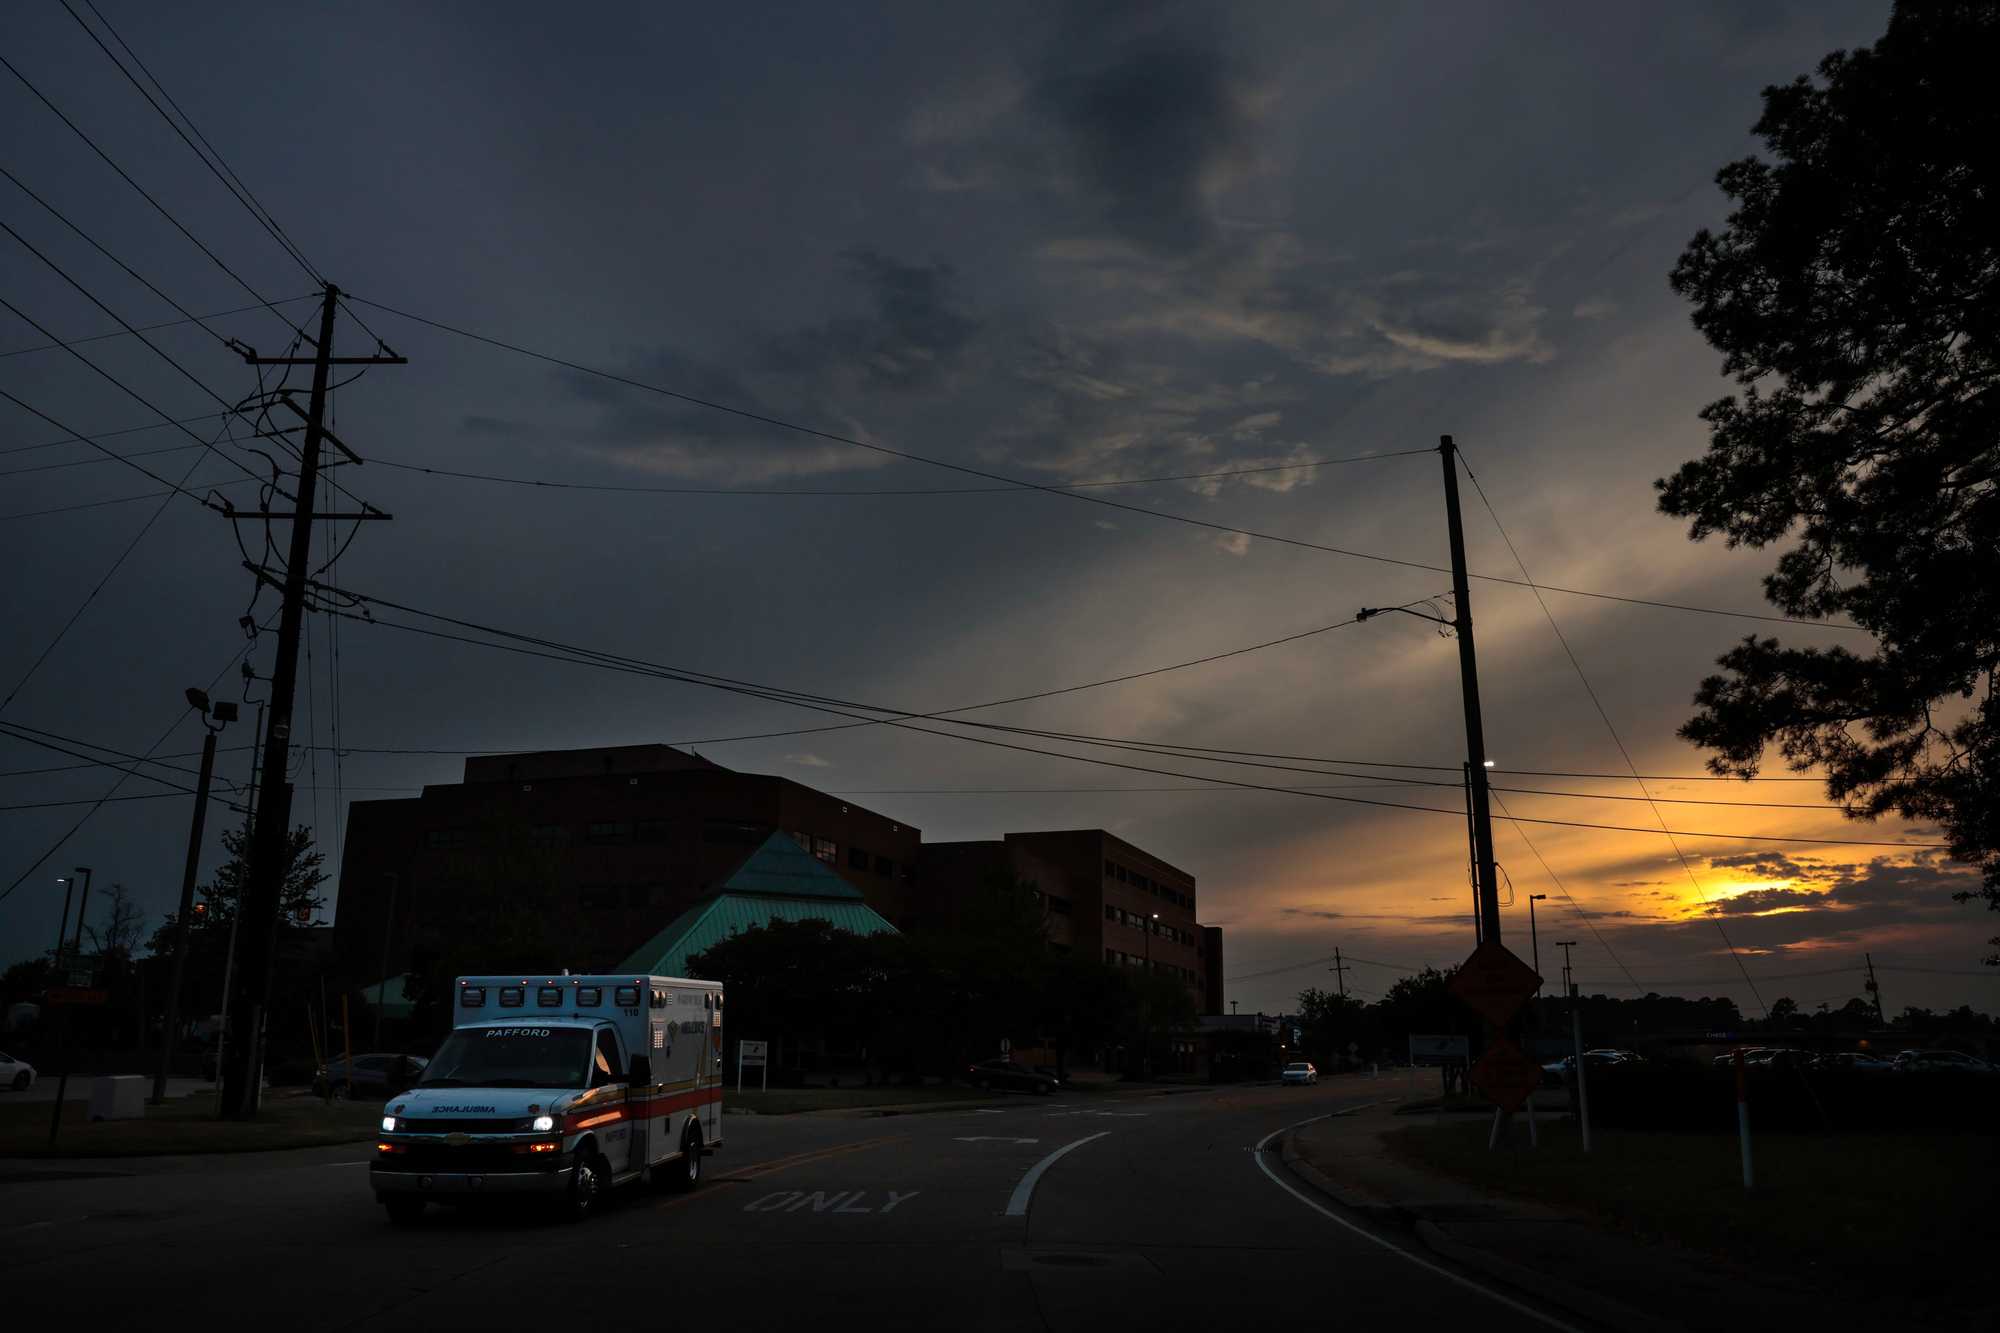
[1104,905,1118,922]
[1104,858,1117,877]
[635,819,671,844]
[529,824,568,848]
[1114,865,1128,882]
[813,837,837,865]
[587,821,632,846]
[849,847,870,871]
[424,829,465,850]
[874,855,893,876]
[1047,895,1071,916]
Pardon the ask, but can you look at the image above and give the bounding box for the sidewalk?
[1282,1096,1867,1333]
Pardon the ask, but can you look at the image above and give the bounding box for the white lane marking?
[972,1108,1006,1115]
[1005,1131,1110,1218]
[1252,1116,1586,1333]
[321,1160,369,1167]
[955,1136,1039,1144]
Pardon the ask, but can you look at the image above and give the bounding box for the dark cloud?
[1035,9,1244,254]
[760,248,978,392]
[1279,906,1342,920]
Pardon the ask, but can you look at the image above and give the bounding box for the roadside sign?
[1470,1038,1543,1112]
[67,968,94,987]
[1408,1034,1470,1066]
[736,1038,768,1093]
[1447,940,1542,1027]
[47,987,108,1006]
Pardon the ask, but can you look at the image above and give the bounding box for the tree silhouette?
[146,824,329,955]
[1660,1,2000,960]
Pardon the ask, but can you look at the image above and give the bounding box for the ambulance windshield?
[419,1025,593,1089]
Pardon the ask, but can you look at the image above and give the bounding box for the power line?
[0,51,303,333]
[369,449,1434,497]
[0,382,224,508]
[0,637,256,907]
[0,477,260,522]
[1460,448,1770,1019]
[307,578,1946,847]
[61,0,323,285]
[0,788,241,814]
[2,409,233,457]
[1491,790,1646,995]
[345,294,1858,632]
[0,721,229,791]
[2,163,239,352]
[0,216,282,489]
[0,300,311,363]
[0,417,226,716]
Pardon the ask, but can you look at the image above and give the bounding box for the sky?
[4,1,1993,1021]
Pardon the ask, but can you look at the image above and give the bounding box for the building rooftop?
[614,831,898,977]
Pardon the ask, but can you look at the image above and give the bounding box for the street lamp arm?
[1357,604,1454,628]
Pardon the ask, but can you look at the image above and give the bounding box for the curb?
[1278,1127,1677,1333]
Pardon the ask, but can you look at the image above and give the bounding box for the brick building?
[917,829,1218,1011]
[332,745,919,984]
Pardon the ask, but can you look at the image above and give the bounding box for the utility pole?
[155,691,233,1103]
[1556,940,1590,1153]
[1439,436,1502,945]
[1864,953,1886,1027]
[220,284,400,1117]
[1527,895,1547,990]
[1329,948,1350,1000]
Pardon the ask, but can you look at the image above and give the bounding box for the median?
[0,1091,382,1158]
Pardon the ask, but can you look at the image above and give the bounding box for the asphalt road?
[3,1073,1578,1331]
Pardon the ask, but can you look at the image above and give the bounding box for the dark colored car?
[964,1060,1059,1095]
[313,1053,429,1098]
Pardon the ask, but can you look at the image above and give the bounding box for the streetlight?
[53,876,74,963]
[156,689,235,1103]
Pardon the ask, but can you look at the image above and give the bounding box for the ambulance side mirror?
[628,1055,652,1087]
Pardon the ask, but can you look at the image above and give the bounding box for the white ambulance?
[371,974,724,1223]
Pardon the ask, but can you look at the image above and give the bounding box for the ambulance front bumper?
[371,1163,574,1197]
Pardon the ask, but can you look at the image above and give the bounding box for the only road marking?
[742,1189,920,1215]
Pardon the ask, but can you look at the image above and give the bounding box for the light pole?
[53,875,75,963]
[1141,912,1159,1078]
[47,865,92,1149]
[156,690,235,1103]
[1527,894,1548,989]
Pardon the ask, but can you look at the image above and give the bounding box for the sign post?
[1446,941,1543,1148]
[737,1039,768,1093]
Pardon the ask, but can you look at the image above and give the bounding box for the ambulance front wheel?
[560,1150,606,1221]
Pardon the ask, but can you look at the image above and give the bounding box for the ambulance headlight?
[380,1116,398,1133]
[531,1114,555,1133]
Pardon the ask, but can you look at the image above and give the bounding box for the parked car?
[1812,1052,1897,1073]
[1543,1051,1629,1082]
[313,1052,428,1098]
[1280,1061,1319,1086]
[0,1049,34,1091]
[1894,1049,1994,1074]
[963,1060,1059,1095]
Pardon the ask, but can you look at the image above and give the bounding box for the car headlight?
[380,1115,398,1132]
[531,1114,556,1133]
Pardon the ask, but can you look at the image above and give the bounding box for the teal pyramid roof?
[614,832,896,978]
